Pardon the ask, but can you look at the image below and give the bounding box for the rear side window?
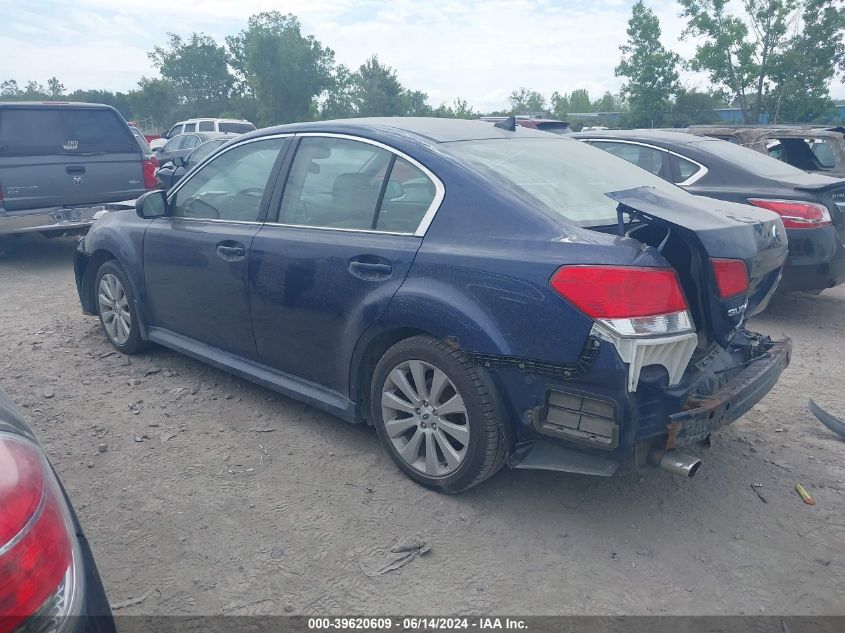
[674,156,701,183]
[277,137,391,230]
[198,121,214,132]
[590,141,668,179]
[0,107,137,156]
[219,122,256,134]
[376,157,436,232]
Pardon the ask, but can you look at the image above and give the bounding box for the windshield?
[691,138,809,179]
[188,140,225,166]
[445,137,683,226]
[219,122,256,134]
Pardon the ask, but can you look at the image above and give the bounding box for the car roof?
[688,125,845,139]
[571,129,710,145]
[0,101,116,109]
[181,117,252,123]
[243,117,558,144]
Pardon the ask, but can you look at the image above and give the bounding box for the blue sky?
[1,0,842,112]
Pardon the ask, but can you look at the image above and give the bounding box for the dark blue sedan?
[74,118,792,491]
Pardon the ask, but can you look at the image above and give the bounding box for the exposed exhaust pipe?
[658,451,703,478]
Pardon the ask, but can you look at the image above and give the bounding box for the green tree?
[320,65,357,119]
[46,77,65,99]
[353,56,406,117]
[670,89,722,125]
[0,79,22,97]
[568,89,592,113]
[403,90,432,116]
[508,87,546,114]
[127,77,181,132]
[149,33,233,109]
[550,91,570,118]
[766,0,845,122]
[615,1,680,127]
[227,12,335,125]
[592,91,619,112]
[679,0,800,123]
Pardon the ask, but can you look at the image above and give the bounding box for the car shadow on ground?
[0,234,78,269]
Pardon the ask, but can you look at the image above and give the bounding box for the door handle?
[216,242,246,261]
[348,260,392,280]
[65,166,86,175]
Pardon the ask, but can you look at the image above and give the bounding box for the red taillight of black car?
[549,265,694,337]
[710,258,749,299]
[0,434,80,633]
[142,157,158,190]
[747,198,832,229]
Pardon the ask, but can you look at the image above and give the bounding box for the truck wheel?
[371,335,507,493]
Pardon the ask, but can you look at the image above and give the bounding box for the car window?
[375,157,436,233]
[590,141,667,178]
[0,107,137,156]
[276,137,392,230]
[170,138,285,222]
[163,136,184,152]
[187,140,224,167]
[183,123,197,133]
[693,138,812,179]
[674,156,701,183]
[182,135,201,149]
[166,125,181,138]
[130,127,151,154]
[198,121,214,132]
[808,138,837,168]
[446,137,684,227]
[219,122,256,134]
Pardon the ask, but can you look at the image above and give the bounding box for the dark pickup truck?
[0,102,155,238]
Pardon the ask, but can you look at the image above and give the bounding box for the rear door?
[249,134,441,395]
[0,106,144,211]
[143,136,290,359]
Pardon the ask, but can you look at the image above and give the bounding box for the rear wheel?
[95,260,146,355]
[370,335,507,493]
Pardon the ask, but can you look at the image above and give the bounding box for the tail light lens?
[710,258,749,299]
[0,434,80,633]
[142,157,157,190]
[550,265,694,336]
[747,198,832,229]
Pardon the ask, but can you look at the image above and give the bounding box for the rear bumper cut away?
[0,202,132,236]
[507,337,792,476]
[666,338,792,448]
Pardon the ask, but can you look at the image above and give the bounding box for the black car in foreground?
[574,130,845,293]
[0,388,114,633]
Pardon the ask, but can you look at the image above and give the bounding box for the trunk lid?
[607,187,788,346]
[793,178,845,242]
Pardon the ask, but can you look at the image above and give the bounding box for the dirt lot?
[1,234,844,616]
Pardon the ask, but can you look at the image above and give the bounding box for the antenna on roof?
[494,116,516,131]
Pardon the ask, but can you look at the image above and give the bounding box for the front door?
[143,136,289,359]
[250,135,440,394]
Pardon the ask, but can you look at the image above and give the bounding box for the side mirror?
[136,190,167,219]
[172,155,185,168]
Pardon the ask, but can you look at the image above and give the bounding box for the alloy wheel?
[381,359,470,476]
[98,273,131,346]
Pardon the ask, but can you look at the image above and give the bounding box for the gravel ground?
[1,234,844,616]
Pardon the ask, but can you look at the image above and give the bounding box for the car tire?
[94,260,146,355]
[371,335,507,493]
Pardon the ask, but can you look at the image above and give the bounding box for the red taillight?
[0,435,76,633]
[142,157,157,189]
[747,198,832,229]
[550,265,688,318]
[710,258,749,299]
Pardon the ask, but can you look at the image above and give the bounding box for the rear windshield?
[691,138,807,179]
[445,137,683,226]
[219,122,255,134]
[0,107,138,156]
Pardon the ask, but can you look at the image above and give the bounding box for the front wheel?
[370,335,507,493]
[94,260,146,355]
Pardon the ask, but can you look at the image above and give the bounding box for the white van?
[149,118,256,150]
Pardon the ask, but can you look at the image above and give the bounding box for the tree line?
[2,2,844,132]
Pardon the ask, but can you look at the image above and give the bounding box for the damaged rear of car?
[441,134,791,478]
